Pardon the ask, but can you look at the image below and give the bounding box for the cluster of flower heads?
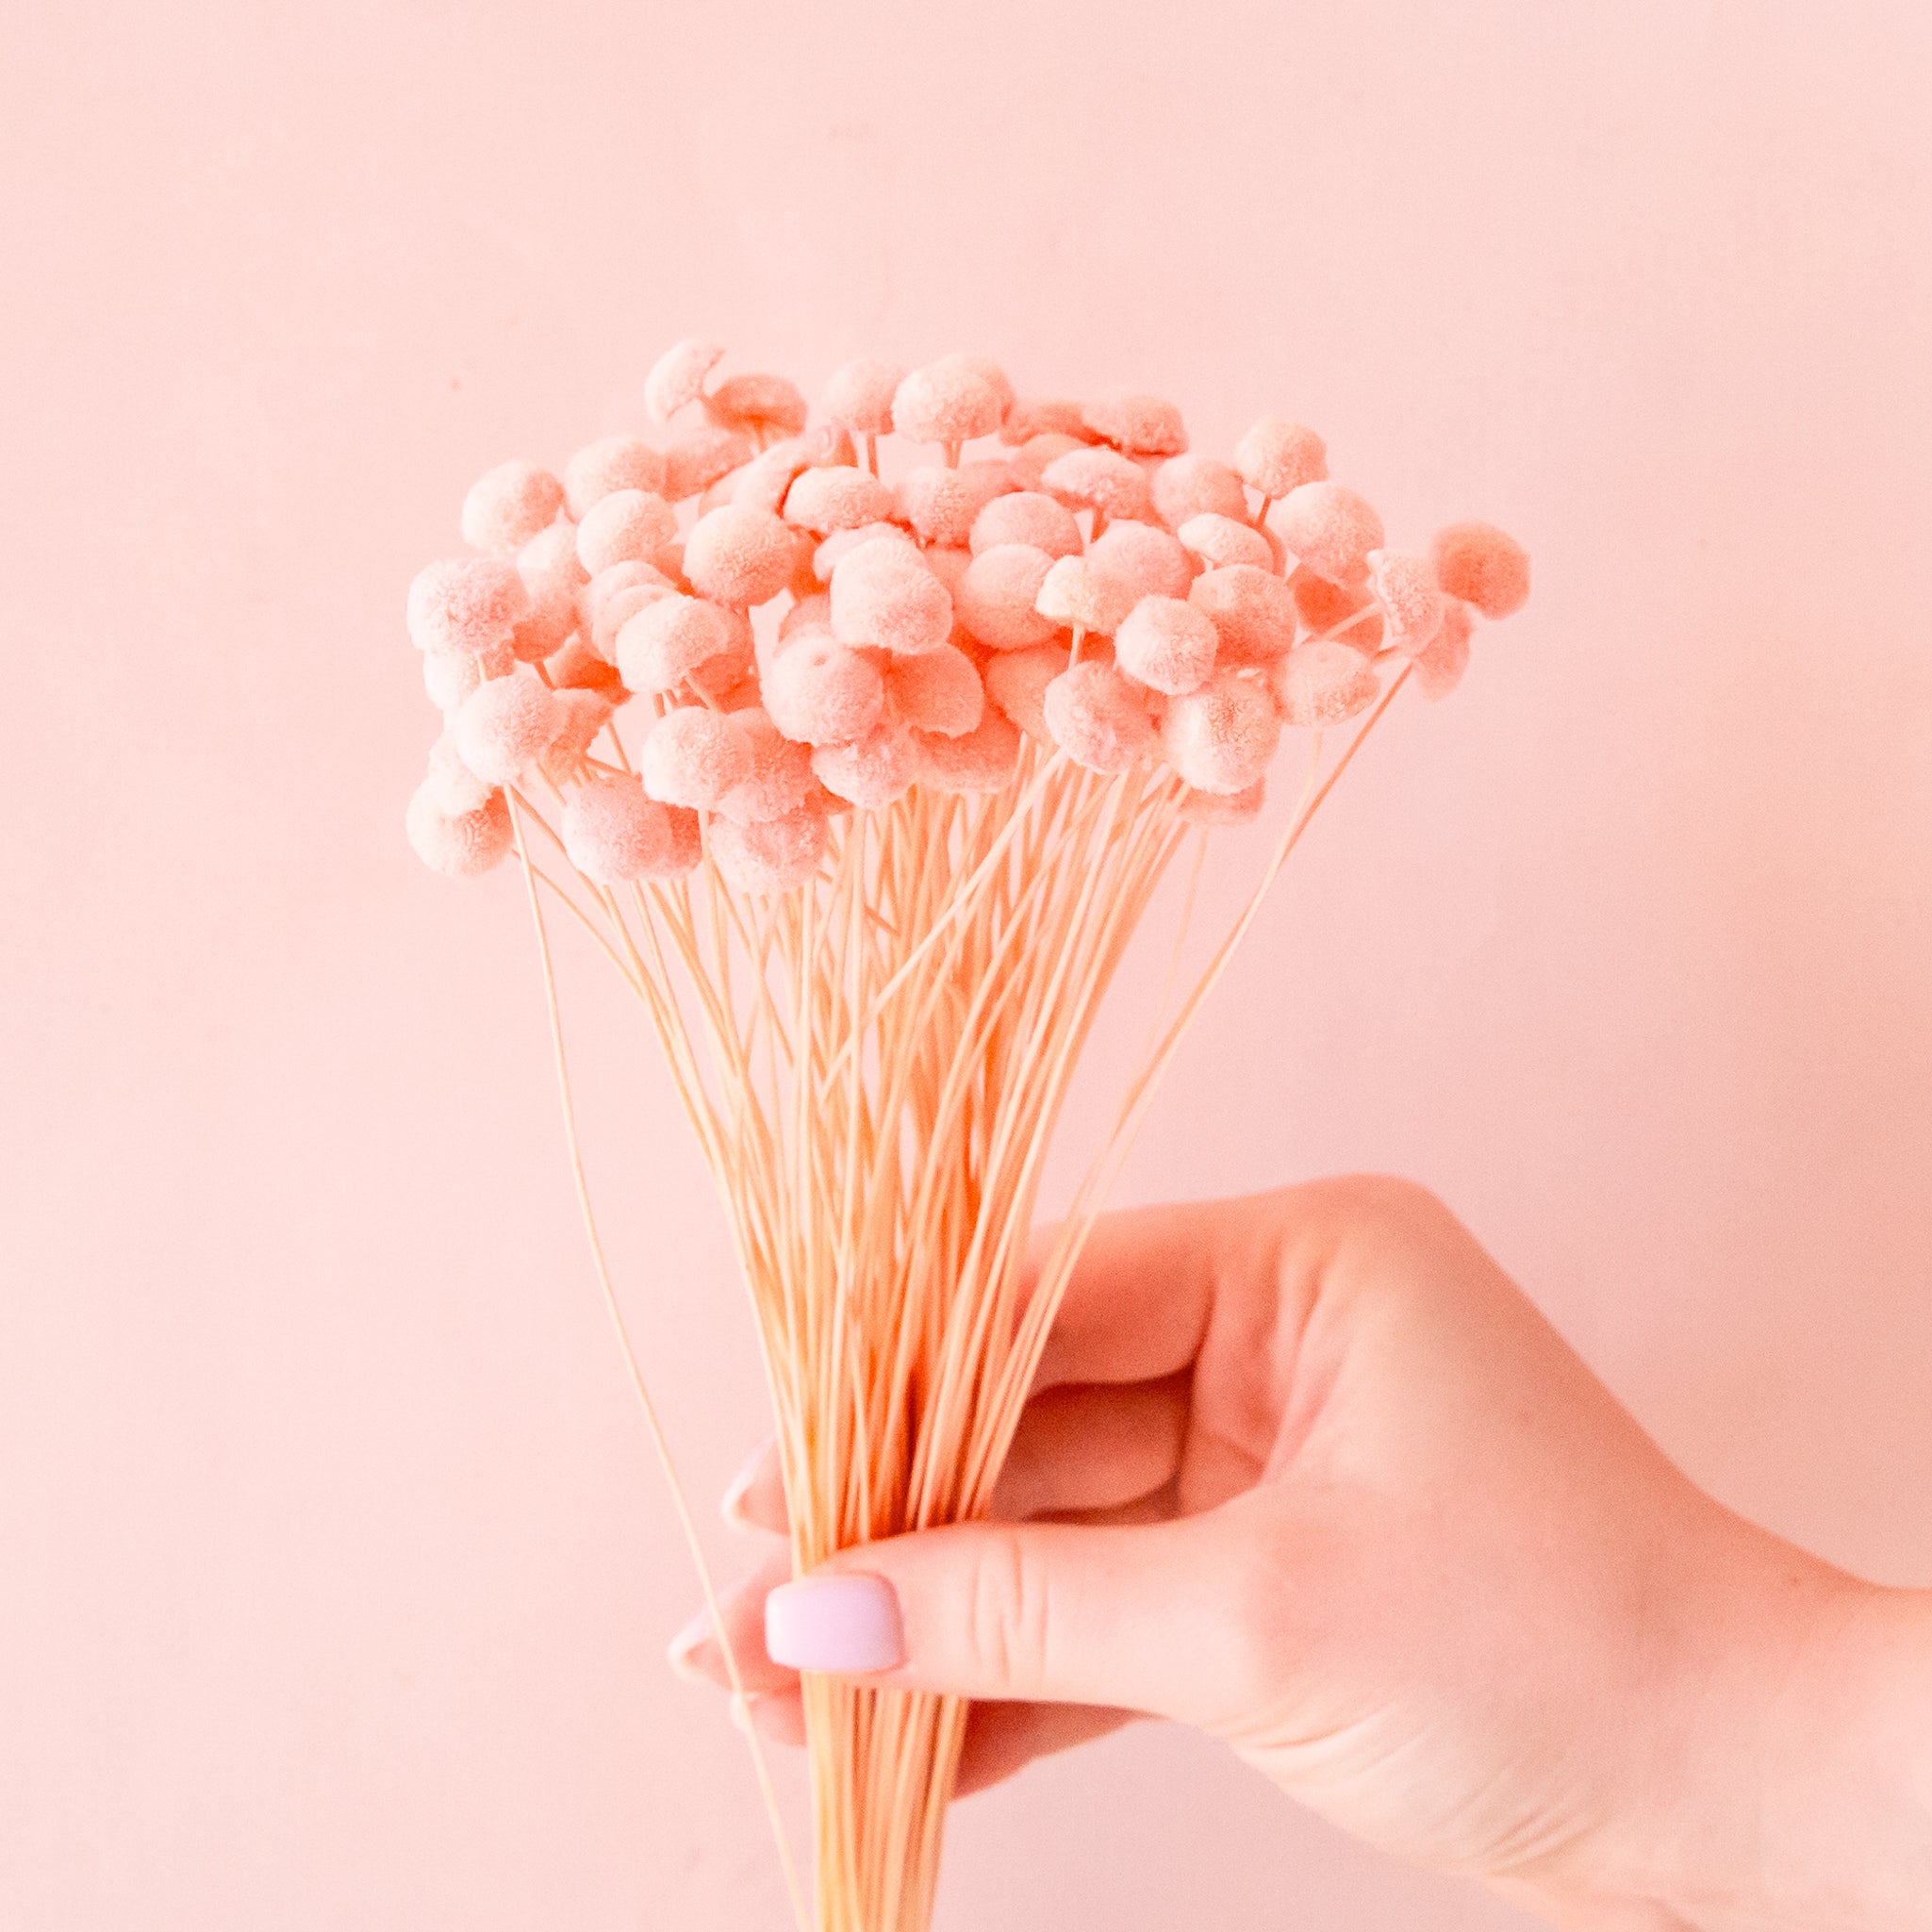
[405,342,1529,895]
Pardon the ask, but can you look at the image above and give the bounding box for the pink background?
[5,4,1930,1927]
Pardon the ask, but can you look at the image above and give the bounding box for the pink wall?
[4,4,1929,1927]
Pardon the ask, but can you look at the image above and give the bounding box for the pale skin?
[671,1179,1932,1931]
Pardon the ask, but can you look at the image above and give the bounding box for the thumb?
[765,1505,1269,1727]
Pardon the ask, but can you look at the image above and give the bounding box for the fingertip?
[722,1436,790,1533]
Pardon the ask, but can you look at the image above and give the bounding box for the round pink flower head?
[582,560,674,658]
[1290,565,1383,650]
[662,424,755,503]
[764,629,886,746]
[1188,564,1298,667]
[561,773,673,883]
[1151,454,1247,530]
[829,537,953,654]
[1412,598,1474,702]
[892,354,1005,447]
[547,633,625,702]
[1034,555,1136,636]
[1081,390,1188,457]
[520,518,590,594]
[1234,419,1329,500]
[684,504,795,607]
[406,780,512,878]
[1429,520,1530,619]
[1180,776,1265,827]
[983,643,1068,747]
[1043,661,1157,773]
[425,731,495,816]
[887,643,983,737]
[969,490,1082,559]
[1000,399,1097,446]
[717,708,815,825]
[1272,639,1380,728]
[1086,519,1196,602]
[953,544,1058,651]
[706,372,808,442]
[916,707,1022,793]
[1365,548,1445,653]
[1277,482,1384,586]
[645,339,725,422]
[615,594,739,695]
[564,436,668,519]
[780,591,832,641]
[959,355,1016,421]
[783,464,897,534]
[1160,669,1281,794]
[1039,446,1156,525]
[575,489,678,576]
[539,689,613,784]
[1008,432,1085,491]
[730,439,815,516]
[453,671,563,786]
[423,636,510,714]
[897,460,1015,548]
[653,805,704,878]
[1178,512,1273,573]
[710,805,829,895]
[462,460,565,554]
[1114,595,1218,696]
[819,358,905,437]
[812,718,918,809]
[640,703,752,808]
[816,521,916,584]
[407,557,528,654]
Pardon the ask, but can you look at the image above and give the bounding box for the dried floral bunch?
[402,342,1528,1932]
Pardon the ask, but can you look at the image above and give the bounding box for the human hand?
[670,1179,1932,1930]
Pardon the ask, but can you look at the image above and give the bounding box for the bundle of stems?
[506,686,1402,1932]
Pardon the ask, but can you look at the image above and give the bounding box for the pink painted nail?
[764,1574,903,1673]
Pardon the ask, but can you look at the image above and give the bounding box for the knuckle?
[966,1528,1053,1693]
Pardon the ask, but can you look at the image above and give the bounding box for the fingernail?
[720,1444,768,1530]
[667,1605,714,1677]
[765,1573,904,1673]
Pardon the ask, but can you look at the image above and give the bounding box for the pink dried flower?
[1043,661,1157,773]
[968,491,1082,559]
[425,731,496,816]
[1039,447,1155,524]
[406,781,512,877]
[407,557,528,655]
[683,504,796,606]
[540,689,613,784]
[662,424,755,503]
[1150,454,1247,529]
[716,709,815,825]
[614,594,740,695]
[640,704,752,808]
[783,465,897,533]
[886,644,983,737]
[1081,390,1188,456]
[780,592,832,640]
[547,633,625,701]
[1234,418,1328,499]
[1085,520,1196,602]
[1159,669,1280,794]
[829,537,953,654]
[819,359,905,437]
[1034,555,1135,636]
[1188,564,1298,666]
[982,643,1065,747]
[764,630,887,746]
[1007,432,1086,491]
[1177,513,1273,572]
[816,522,916,584]
[1365,548,1445,653]
[916,708,1022,793]
[582,560,675,659]
[953,544,1058,651]
[461,460,565,554]
[1114,595,1218,696]
[1412,598,1474,701]
[1430,520,1530,619]
[897,461,1015,548]
[706,372,808,441]
[1179,777,1265,826]
[812,719,918,808]
[564,436,668,519]
[999,399,1096,446]
[892,355,1004,446]
[453,671,563,785]
[422,636,511,713]
[1272,639,1380,727]
[958,355,1016,422]
[1277,481,1384,586]
[561,773,673,883]
[709,806,829,895]
[645,339,724,422]
[1289,566,1383,650]
[576,489,678,576]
